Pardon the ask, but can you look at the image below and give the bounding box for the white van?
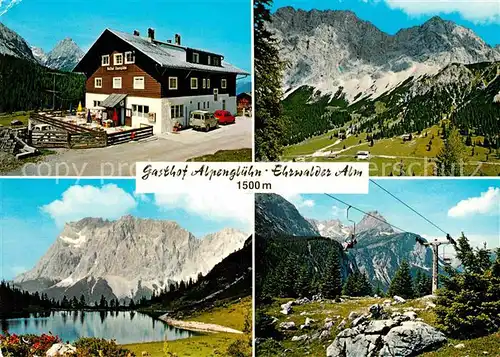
[356,151,370,160]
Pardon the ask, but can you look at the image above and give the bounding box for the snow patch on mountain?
[15,216,247,302]
[271,7,500,103]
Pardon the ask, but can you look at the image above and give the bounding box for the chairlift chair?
[343,206,357,251]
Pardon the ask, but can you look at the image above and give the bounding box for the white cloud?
[42,184,138,226]
[280,193,316,208]
[0,0,22,17]
[154,191,253,229]
[332,205,347,217]
[10,266,27,276]
[134,191,151,203]
[373,0,500,24]
[448,187,500,218]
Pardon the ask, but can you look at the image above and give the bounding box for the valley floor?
[125,297,252,357]
[282,125,500,176]
[256,297,500,357]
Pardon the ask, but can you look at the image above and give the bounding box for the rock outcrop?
[326,308,446,357]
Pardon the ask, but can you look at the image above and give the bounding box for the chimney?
[133,30,140,36]
[174,34,181,45]
[148,28,155,41]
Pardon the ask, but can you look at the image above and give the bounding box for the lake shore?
[158,314,243,334]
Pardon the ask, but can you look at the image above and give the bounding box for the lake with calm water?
[0,310,196,344]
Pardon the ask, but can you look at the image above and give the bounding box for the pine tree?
[294,264,310,298]
[436,127,467,176]
[342,272,372,297]
[435,234,500,338]
[414,270,432,297]
[254,0,286,161]
[321,249,342,298]
[388,260,414,299]
[79,294,86,308]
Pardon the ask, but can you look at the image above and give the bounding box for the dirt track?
[5,117,252,177]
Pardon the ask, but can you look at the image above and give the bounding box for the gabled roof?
[107,29,249,75]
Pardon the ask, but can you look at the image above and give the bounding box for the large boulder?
[280,301,294,315]
[379,321,446,356]
[326,320,446,357]
[46,343,77,356]
[280,321,296,330]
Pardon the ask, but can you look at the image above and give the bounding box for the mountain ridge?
[271,7,500,102]
[14,215,247,303]
[0,23,84,71]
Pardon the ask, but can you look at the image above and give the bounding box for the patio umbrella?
[77,101,83,112]
[87,110,92,123]
[112,109,118,126]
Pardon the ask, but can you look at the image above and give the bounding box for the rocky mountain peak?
[356,211,395,234]
[270,7,500,101]
[15,217,246,302]
[0,22,36,61]
[255,193,320,238]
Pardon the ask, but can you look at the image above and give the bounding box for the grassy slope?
[0,112,29,127]
[124,297,252,357]
[257,297,500,357]
[284,124,500,176]
[124,333,245,357]
[188,148,253,162]
[187,296,251,331]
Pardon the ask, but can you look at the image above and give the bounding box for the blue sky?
[0,179,252,281]
[0,0,251,72]
[272,0,500,46]
[286,179,500,249]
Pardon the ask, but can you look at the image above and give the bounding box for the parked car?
[355,151,370,160]
[189,110,218,132]
[214,110,236,125]
[33,124,53,131]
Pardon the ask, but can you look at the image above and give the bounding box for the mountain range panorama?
[270,6,500,101]
[0,22,84,71]
[14,215,247,303]
[255,193,433,288]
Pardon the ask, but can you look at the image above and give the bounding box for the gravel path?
[159,315,243,334]
[4,117,252,177]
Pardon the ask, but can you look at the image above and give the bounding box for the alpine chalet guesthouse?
[73,28,248,134]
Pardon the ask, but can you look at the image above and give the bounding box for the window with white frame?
[192,52,199,63]
[170,104,184,119]
[94,77,102,88]
[169,77,178,90]
[207,78,211,89]
[207,101,210,109]
[113,77,122,89]
[133,76,145,90]
[222,99,226,110]
[191,77,198,89]
[214,88,218,102]
[203,102,206,109]
[203,78,206,89]
[197,102,201,110]
[125,51,135,64]
[221,78,227,89]
[132,104,150,118]
[102,55,110,66]
[93,100,102,107]
[208,56,211,65]
[114,53,124,65]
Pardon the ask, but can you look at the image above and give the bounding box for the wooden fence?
[106,125,154,146]
[30,131,69,148]
[28,113,153,148]
[30,113,100,134]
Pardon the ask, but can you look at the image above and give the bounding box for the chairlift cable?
[369,179,449,235]
[324,194,407,233]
